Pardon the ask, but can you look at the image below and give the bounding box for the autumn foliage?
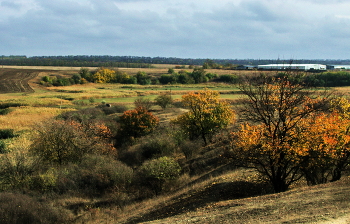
[118,106,159,141]
[294,111,350,185]
[92,67,116,83]
[173,89,235,145]
[230,74,332,192]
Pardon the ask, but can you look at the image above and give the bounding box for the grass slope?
[136,177,350,224]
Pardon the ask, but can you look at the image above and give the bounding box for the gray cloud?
[0,0,349,58]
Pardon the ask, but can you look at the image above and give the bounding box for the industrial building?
[257,64,327,71]
[331,65,350,70]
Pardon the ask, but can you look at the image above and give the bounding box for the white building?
[258,64,327,71]
[332,65,350,70]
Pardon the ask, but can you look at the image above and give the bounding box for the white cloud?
[0,0,349,58]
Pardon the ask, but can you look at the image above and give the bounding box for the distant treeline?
[0,55,151,68]
[2,55,350,67]
[39,66,350,88]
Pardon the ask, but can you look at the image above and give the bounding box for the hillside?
[118,174,350,224]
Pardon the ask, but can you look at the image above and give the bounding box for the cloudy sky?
[1,0,350,59]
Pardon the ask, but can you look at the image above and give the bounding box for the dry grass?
[0,106,75,131]
[77,168,268,223]
[70,167,350,224]
[142,176,350,224]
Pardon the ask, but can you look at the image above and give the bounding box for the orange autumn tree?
[294,111,350,185]
[173,89,235,145]
[231,73,330,192]
[118,106,159,142]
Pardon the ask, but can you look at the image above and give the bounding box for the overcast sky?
[1,0,350,59]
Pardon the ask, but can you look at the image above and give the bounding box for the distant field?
[0,69,41,93]
[0,67,243,131]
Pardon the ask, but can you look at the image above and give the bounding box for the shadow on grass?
[125,180,273,224]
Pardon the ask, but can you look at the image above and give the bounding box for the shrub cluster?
[0,192,68,224]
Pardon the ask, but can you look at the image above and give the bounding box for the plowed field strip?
[0,70,39,93]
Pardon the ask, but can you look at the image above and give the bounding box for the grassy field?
[0,66,243,132]
[1,66,349,224]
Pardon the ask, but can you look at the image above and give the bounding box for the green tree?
[168,68,175,74]
[79,68,92,82]
[154,93,173,110]
[135,71,151,85]
[173,89,235,145]
[159,74,177,84]
[71,73,82,84]
[190,67,207,83]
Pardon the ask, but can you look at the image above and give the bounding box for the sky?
[1,0,350,59]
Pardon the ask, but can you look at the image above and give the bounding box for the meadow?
[1,66,350,224]
[0,65,244,132]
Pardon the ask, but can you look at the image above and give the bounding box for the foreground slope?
[137,177,350,224]
[115,173,350,224]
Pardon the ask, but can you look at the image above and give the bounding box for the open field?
[1,66,350,223]
[0,67,243,131]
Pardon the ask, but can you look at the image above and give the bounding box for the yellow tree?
[92,67,116,83]
[173,89,235,145]
[231,74,330,192]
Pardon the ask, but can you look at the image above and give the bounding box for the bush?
[154,94,173,110]
[218,74,240,83]
[134,97,153,111]
[0,192,68,224]
[0,140,8,153]
[60,155,134,196]
[140,135,177,160]
[135,71,151,85]
[179,140,203,159]
[138,156,181,194]
[0,152,38,191]
[30,168,58,193]
[30,119,115,165]
[58,107,105,122]
[0,102,26,109]
[159,74,177,84]
[0,129,16,139]
[140,157,181,180]
[0,108,12,115]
